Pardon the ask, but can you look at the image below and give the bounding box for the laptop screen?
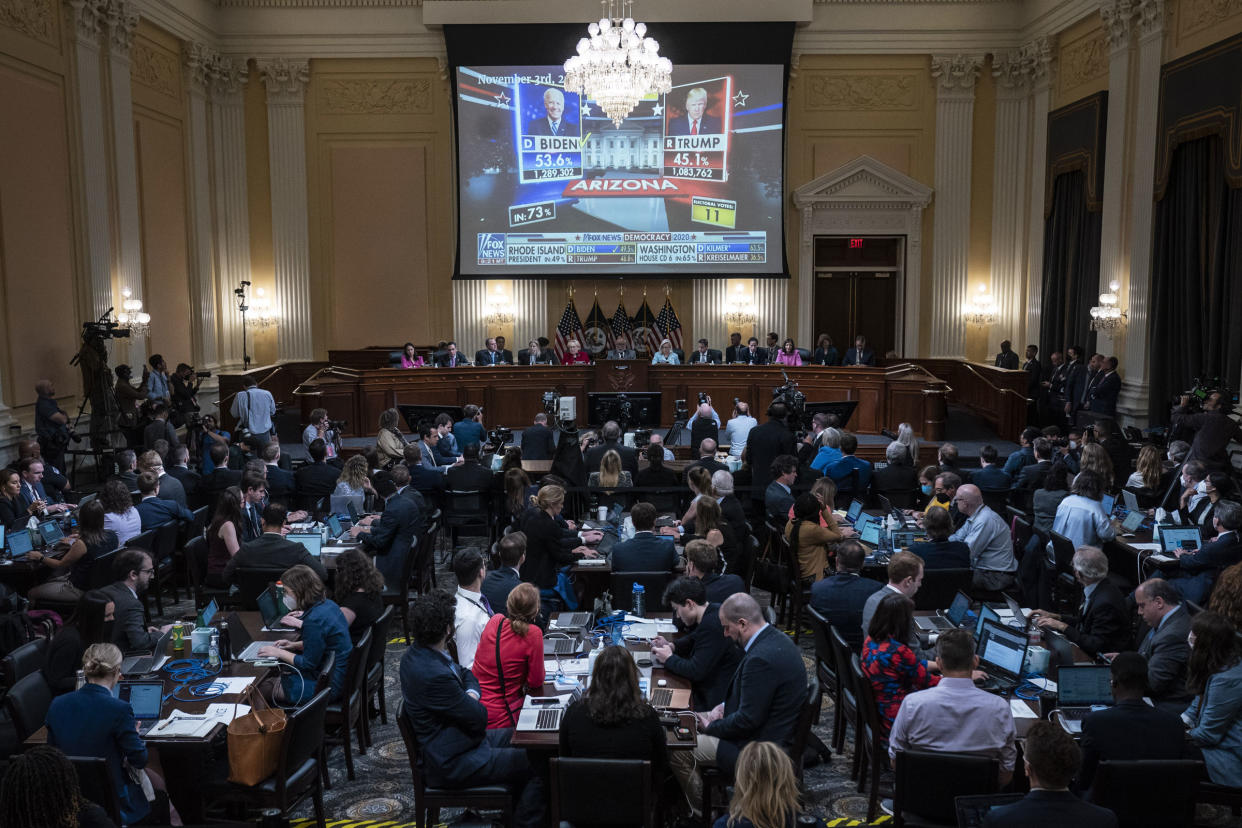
[38,520,64,546]
[978,620,1026,678]
[1058,665,1114,706]
[7,529,33,558]
[1161,527,1202,553]
[1121,510,1146,532]
[288,533,322,557]
[1101,493,1115,515]
[975,604,1000,640]
[347,498,361,523]
[859,520,881,547]
[892,530,926,549]
[197,598,218,629]
[118,682,164,720]
[946,591,971,626]
[326,515,343,538]
[257,586,286,628]
[846,500,864,522]
[1122,488,1140,511]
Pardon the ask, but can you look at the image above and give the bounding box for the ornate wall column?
[184,42,219,371]
[257,58,314,362]
[67,0,112,322]
[1118,0,1166,421]
[928,55,983,359]
[1097,0,1135,359]
[1024,48,1056,348]
[210,56,250,370]
[512,279,547,345]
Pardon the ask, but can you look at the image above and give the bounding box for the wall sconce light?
[115,288,150,338]
[962,284,996,327]
[723,284,755,329]
[246,287,278,329]
[485,284,514,326]
[1090,280,1127,332]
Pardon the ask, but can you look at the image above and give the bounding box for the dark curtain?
[1039,170,1101,358]
[1149,136,1242,421]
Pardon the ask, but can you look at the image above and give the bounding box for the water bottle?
[587,639,603,680]
[219,621,232,665]
[632,583,646,617]
[208,631,221,669]
[75,670,85,691]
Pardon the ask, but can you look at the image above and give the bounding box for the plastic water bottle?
[632,583,646,617]
[208,631,221,669]
[219,621,232,665]
[588,638,603,678]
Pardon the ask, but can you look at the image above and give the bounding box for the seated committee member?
[772,338,802,366]
[399,342,424,368]
[862,593,940,739]
[518,338,556,365]
[737,337,767,365]
[653,576,742,710]
[652,338,680,364]
[982,721,1117,828]
[562,339,591,364]
[474,583,544,729]
[527,86,576,136]
[606,334,637,360]
[102,553,173,655]
[257,565,351,703]
[520,412,557,461]
[1032,546,1130,656]
[436,341,470,368]
[813,333,840,366]
[400,590,542,827]
[889,629,1017,786]
[612,502,677,572]
[842,335,875,367]
[670,594,807,814]
[810,539,885,651]
[688,338,721,364]
[907,506,970,568]
[482,532,526,619]
[667,86,721,136]
[475,337,509,367]
[224,503,327,583]
[1183,610,1242,787]
[452,548,491,670]
[725,332,744,364]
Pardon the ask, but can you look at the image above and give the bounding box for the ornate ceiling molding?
[214,0,421,5]
[931,53,985,92]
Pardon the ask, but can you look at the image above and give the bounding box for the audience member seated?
[712,471,751,549]
[447,442,495,493]
[861,551,931,660]
[652,576,742,711]
[921,471,962,529]
[351,471,419,587]
[871,440,920,499]
[971,445,1013,491]
[688,438,728,478]
[948,484,1017,592]
[862,592,941,740]
[164,444,201,506]
[785,492,841,582]
[1078,443,1116,496]
[43,590,114,694]
[224,503,326,584]
[825,433,873,495]
[1032,546,1129,656]
[1032,461,1071,534]
[715,741,803,828]
[453,404,487,451]
[889,628,1017,786]
[255,565,351,704]
[907,505,970,568]
[681,465,718,527]
[25,500,117,604]
[1077,652,1189,794]
[683,497,740,570]
[937,443,968,482]
[134,471,194,531]
[1049,469,1117,553]
[670,594,807,815]
[452,548,491,669]
[200,443,243,507]
[96,478,141,548]
[1166,500,1242,604]
[1002,427,1040,479]
[334,455,376,504]
[982,720,1117,827]
[520,412,557,461]
[472,583,543,732]
[810,540,885,651]
[483,532,526,615]
[1181,610,1242,787]
[326,548,385,642]
[204,487,243,589]
[1012,438,1055,496]
[587,448,633,491]
[808,428,844,475]
[0,744,119,827]
[682,539,743,604]
[296,439,342,504]
[612,501,678,572]
[1116,578,1193,715]
[0,467,33,531]
[637,443,679,488]
[584,420,639,476]
[519,485,601,614]
[1185,471,1234,539]
[111,449,140,492]
[764,454,797,523]
[136,449,186,511]
[400,590,542,826]
[1126,444,1165,493]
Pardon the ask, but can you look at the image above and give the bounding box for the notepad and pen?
[147,703,252,739]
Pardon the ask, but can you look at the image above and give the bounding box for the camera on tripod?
[673,399,689,421]
[82,319,129,340]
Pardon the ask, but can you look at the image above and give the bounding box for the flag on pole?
[655,297,684,352]
[583,299,612,356]
[553,299,585,362]
[610,300,634,350]
[631,299,659,356]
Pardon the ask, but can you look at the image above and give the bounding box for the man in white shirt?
[648,433,675,461]
[230,376,277,450]
[949,484,1017,591]
[723,401,757,458]
[452,547,492,669]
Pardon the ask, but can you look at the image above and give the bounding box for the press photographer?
[170,362,208,426]
[1172,381,1242,470]
[230,376,276,451]
[302,407,343,464]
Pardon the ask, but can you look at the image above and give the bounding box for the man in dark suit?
[165,444,202,509]
[612,502,677,572]
[1041,350,1068,426]
[1033,546,1130,656]
[982,721,1117,828]
[1171,391,1242,470]
[736,337,767,365]
[666,87,722,135]
[134,472,194,531]
[355,472,420,587]
[711,472,752,553]
[136,450,187,510]
[224,502,326,583]
[1011,438,1054,493]
[684,538,745,603]
[748,402,796,508]
[389,464,428,538]
[294,439,340,503]
[671,593,807,811]
[400,590,542,827]
[825,433,873,496]
[494,336,514,365]
[1087,356,1122,418]
[1077,652,1189,793]
[1022,345,1042,421]
[970,445,1013,491]
[994,340,1020,370]
[908,507,971,570]
[402,446,446,507]
[15,458,70,514]
[482,532,525,616]
[1132,578,1193,714]
[435,341,470,368]
[809,540,885,651]
[102,548,174,653]
[1062,346,1088,422]
[520,413,557,461]
[525,86,576,137]
[583,420,639,476]
[842,335,875,367]
[764,455,797,523]
[652,577,742,711]
[261,442,297,505]
[447,443,494,492]
[201,443,243,509]
[687,338,721,364]
[725,332,744,364]
[474,337,509,367]
[687,438,728,478]
[1168,503,1242,603]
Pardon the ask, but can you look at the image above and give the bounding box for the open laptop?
[891,529,927,550]
[1101,493,1117,517]
[37,519,64,548]
[915,590,972,632]
[196,598,218,629]
[325,514,348,540]
[1055,664,1114,732]
[650,684,692,710]
[975,620,1027,692]
[552,612,593,630]
[6,528,33,560]
[329,494,364,523]
[516,686,584,731]
[257,586,297,632]
[845,499,865,524]
[117,680,165,736]
[1122,488,1141,512]
[287,532,323,557]
[1003,594,1029,630]
[856,518,882,549]
[224,612,272,662]
[1119,509,1147,537]
[1150,526,1202,563]
[543,635,587,656]
[121,627,174,675]
[974,604,1001,640]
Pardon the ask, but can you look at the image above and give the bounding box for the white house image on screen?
[583,129,661,171]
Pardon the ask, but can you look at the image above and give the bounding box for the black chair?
[397,703,513,826]
[1,638,48,689]
[324,628,372,783]
[609,571,673,612]
[979,488,1009,516]
[183,535,230,610]
[875,486,918,510]
[827,625,860,758]
[444,490,491,548]
[835,468,861,509]
[787,675,826,786]
[70,755,122,826]
[1197,779,1242,818]
[806,608,842,749]
[313,650,338,697]
[145,521,181,614]
[777,530,812,643]
[366,605,395,729]
[892,748,999,826]
[209,688,330,827]
[1048,531,1076,576]
[550,757,655,827]
[88,548,120,591]
[4,669,53,742]
[849,654,885,822]
[913,568,973,611]
[385,512,440,642]
[1092,759,1202,827]
[233,568,287,611]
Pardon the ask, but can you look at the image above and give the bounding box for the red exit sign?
[849,238,864,249]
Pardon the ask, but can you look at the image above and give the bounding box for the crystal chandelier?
[564,0,672,127]
[1090,280,1127,332]
[723,284,755,330]
[116,288,150,338]
[246,287,278,329]
[962,284,996,327]
[485,284,514,327]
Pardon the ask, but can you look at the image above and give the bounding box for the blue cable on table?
[163,658,227,703]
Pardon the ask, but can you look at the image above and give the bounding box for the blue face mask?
[920,484,933,496]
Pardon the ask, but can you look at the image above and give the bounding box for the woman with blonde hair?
[375,407,408,467]
[474,583,545,728]
[518,485,601,610]
[677,464,717,526]
[1126,444,1164,492]
[334,454,376,500]
[718,741,801,828]
[651,338,680,365]
[563,339,591,364]
[1078,443,1115,492]
[896,422,919,467]
[588,448,633,490]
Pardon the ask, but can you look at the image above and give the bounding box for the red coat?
[472,614,545,729]
[563,350,591,364]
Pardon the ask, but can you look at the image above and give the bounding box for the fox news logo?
[478,233,506,265]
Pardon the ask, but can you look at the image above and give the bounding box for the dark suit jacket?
[399,643,495,787]
[666,113,721,135]
[519,509,580,589]
[908,539,971,569]
[611,532,677,572]
[1088,371,1121,415]
[1061,579,1131,656]
[1064,361,1088,409]
[1139,605,1193,712]
[225,532,327,583]
[1013,459,1053,492]
[520,423,557,461]
[725,344,745,363]
[407,462,446,497]
[584,440,639,477]
[474,349,509,366]
[102,582,158,653]
[813,347,840,366]
[154,473,187,510]
[202,467,243,508]
[843,347,875,366]
[688,349,722,364]
[1078,699,1188,792]
[810,573,885,650]
[994,350,1020,370]
[871,462,919,496]
[704,624,807,773]
[690,419,720,452]
[435,352,471,368]
[166,465,202,508]
[699,572,745,604]
[764,481,795,523]
[982,791,1117,828]
[136,496,193,531]
[517,348,556,365]
[719,495,750,545]
[736,346,767,365]
[481,567,522,617]
[688,457,729,478]
[361,495,419,586]
[0,496,26,530]
[526,117,577,136]
[1173,530,1242,604]
[265,463,297,503]
[747,420,796,500]
[447,461,494,493]
[294,462,339,499]
[664,603,742,710]
[971,465,1013,491]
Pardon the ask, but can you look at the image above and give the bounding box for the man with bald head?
[688,399,721,450]
[669,592,807,814]
[948,483,1017,591]
[689,437,728,476]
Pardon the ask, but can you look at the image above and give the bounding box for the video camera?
[488,426,514,450]
[327,419,348,431]
[1178,377,1237,414]
[773,368,806,428]
[82,318,129,341]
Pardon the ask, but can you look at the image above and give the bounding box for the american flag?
[632,299,659,355]
[655,297,684,351]
[553,299,585,362]
[610,301,633,346]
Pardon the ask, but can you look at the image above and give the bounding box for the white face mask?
[1196,481,1210,495]
[1068,441,1078,450]
[283,593,298,611]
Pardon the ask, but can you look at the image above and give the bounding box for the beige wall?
[1167,0,1242,61]
[1053,14,1110,110]
[964,60,998,363]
